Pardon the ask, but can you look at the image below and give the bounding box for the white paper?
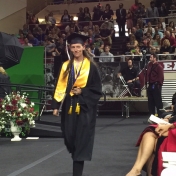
[26,137,39,140]
[148,115,170,124]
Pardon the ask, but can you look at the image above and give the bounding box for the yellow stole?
[54,57,90,102]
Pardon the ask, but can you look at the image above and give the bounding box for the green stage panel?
[6,47,44,85]
[6,46,45,112]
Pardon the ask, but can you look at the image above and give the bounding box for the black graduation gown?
[52,61,102,161]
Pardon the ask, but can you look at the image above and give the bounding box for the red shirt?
[161,36,176,46]
[146,62,164,86]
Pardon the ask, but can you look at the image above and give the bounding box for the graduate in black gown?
[52,33,102,176]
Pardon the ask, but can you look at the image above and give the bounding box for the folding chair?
[118,76,132,98]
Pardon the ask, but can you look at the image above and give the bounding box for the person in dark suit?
[116,3,126,37]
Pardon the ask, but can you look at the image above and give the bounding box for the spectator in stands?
[124,42,132,54]
[22,24,29,36]
[146,1,159,25]
[18,33,25,45]
[118,59,141,96]
[126,9,133,34]
[135,3,146,19]
[73,21,81,33]
[49,28,59,40]
[28,34,40,46]
[94,35,104,49]
[101,19,113,30]
[99,43,104,54]
[158,3,168,17]
[101,4,114,21]
[128,34,138,49]
[152,26,163,39]
[131,0,139,26]
[135,24,143,42]
[90,43,100,56]
[85,45,95,60]
[92,5,102,21]
[48,12,56,24]
[61,10,71,22]
[161,31,176,46]
[45,37,56,57]
[22,38,33,47]
[93,25,100,35]
[143,22,155,35]
[168,21,176,35]
[157,21,165,33]
[87,21,93,30]
[131,46,143,60]
[81,26,88,36]
[88,29,95,44]
[159,18,166,31]
[35,29,45,43]
[29,14,39,24]
[150,34,161,51]
[160,39,172,59]
[83,7,91,21]
[99,45,114,62]
[44,24,51,36]
[116,3,126,37]
[137,18,145,28]
[99,23,112,46]
[166,26,175,38]
[77,7,84,22]
[41,15,52,25]
[33,24,42,36]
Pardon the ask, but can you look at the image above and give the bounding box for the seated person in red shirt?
[161,31,176,47]
[118,59,141,96]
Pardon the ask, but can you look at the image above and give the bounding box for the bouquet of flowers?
[0,92,38,136]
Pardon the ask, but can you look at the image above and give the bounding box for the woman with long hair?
[83,7,91,21]
[100,4,114,21]
[160,39,172,60]
[61,10,71,22]
[150,34,161,51]
[52,33,102,176]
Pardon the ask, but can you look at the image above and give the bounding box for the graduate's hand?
[71,87,82,95]
[53,109,59,116]
[155,124,171,136]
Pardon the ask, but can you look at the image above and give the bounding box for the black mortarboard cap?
[67,33,89,45]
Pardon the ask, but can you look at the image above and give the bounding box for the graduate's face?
[70,44,85,58]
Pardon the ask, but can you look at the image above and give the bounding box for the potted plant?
[0,92,38,141]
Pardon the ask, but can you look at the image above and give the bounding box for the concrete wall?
[0,8,26,34]
[0,0,27,20]
[27,0,48,14]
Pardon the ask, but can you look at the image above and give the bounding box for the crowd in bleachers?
[17,0,176,62]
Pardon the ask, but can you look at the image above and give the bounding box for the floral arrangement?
[0,92,38,136]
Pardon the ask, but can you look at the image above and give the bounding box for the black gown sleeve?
[78,63,102,111]
[51,63,63,110]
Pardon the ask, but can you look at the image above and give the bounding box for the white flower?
[2,105,5,108]
[20,103,26,108]
[29,120,35,127]
[31,102,34,106]
[20,114,23,117]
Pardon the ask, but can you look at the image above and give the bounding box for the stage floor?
[0,114,149,176]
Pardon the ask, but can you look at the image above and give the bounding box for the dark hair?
[63,50,94,78]
[151,53,158,60]
[150,1,155,5]
[128,58,133,64]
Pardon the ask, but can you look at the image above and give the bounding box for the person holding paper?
[146,53,164,117]
[126,120,176,176]
[52,33,102,176]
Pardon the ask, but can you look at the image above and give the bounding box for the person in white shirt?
[99,45,114,62]
[22,38,33,47]
[80,26,88,36]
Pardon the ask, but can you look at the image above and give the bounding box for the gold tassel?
[75,103,80,114]
[68,106,72,114]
